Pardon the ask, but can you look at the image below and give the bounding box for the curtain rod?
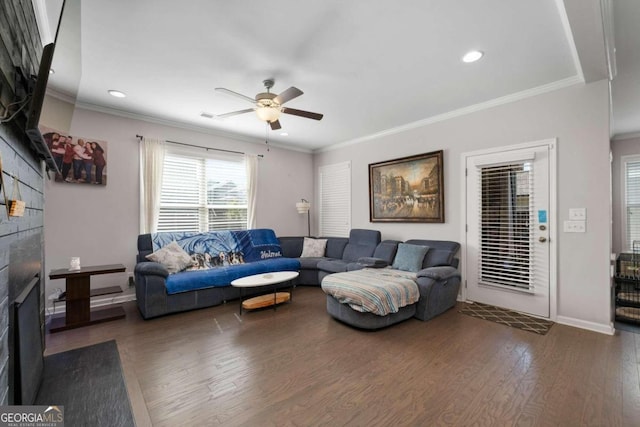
[136,134,263,157]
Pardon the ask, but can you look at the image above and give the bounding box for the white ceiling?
[42,0,637,151]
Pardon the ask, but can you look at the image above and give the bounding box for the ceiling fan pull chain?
[265,123,269,152]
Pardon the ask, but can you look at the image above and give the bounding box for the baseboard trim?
[556,315,614,335]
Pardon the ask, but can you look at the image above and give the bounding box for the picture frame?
[39,126,109,186]
[369,150,444,223]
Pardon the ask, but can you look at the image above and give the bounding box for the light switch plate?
[569,208,586,220]
[564,220,586,233]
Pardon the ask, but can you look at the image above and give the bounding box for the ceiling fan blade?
[216,108,254,118]
[282,107,323,121]
[274,87,303,105]
[215,88,256,104]
[270,120,282,130]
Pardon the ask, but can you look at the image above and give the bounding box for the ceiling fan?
[214,79,323,130]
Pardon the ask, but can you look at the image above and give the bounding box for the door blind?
[478,162,534,292]
[319,162,351,237]
[626,158,640,250]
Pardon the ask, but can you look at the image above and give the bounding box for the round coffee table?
[231,271,299,314]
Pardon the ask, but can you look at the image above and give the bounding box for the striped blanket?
[321,268,420,316]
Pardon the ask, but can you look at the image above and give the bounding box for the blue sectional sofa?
[134,228,461,327]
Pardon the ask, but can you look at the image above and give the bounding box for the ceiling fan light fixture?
[255,106,281,123]
[462,50,484,63]
[108,89,127,98]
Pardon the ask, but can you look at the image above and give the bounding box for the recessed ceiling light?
[280,132,288,136]
[108,90,126,98]
[462,50,484,63]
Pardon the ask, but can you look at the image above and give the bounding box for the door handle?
[539,237,547,243]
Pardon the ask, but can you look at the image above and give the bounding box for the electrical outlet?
[564,220,586,233]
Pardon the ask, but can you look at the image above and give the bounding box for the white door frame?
[460,138,558,320]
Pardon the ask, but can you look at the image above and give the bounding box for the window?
[624,155,640,251]
[157,150,247,232]
[319,161,351,237]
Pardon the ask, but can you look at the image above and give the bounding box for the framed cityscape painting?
[369,150,444,223]
[40,126,108,185]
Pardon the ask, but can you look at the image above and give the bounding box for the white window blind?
[319,162,351,237]
[158,150,247,232]
[478,162,534,292]
[625,156,640,251]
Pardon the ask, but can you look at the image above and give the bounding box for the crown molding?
[31,0,53,45]
[554,0,585,83]
[318,75,583,153]
[46,87,77,104]
[600,0,617,80]
[612,131,640,141]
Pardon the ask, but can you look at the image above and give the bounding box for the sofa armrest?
[356,257,389,268]
[135,261,170,278]
[416,266,459,281]
[414,266,461,321]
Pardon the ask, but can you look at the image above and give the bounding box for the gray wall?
[41,104,314,296]
[0,0,46,405]
[314,80,612,332]
[611,136,640,255]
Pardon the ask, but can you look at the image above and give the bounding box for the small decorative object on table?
[69,257,81,271]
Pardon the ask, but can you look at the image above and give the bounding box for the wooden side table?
[49,264,126,333]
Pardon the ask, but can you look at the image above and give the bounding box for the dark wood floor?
[45,287,640,427]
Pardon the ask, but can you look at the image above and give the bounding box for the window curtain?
[139,137,166,233]
[245,154,259,229]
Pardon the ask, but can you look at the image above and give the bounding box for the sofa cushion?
[404,239,460,268]
[342,229,381,262]
[355,257,389,268]
[424,249,455,268]
[324,237,349,259]
[372,240,400,264]
[300,237,328,257]
[392,243,430,272]
[298,257,331,269]
[146,241,192,274]
[278,236,304,257]
[317,259,349,274]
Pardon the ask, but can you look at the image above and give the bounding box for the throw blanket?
[321,268,420,316]
[151,229,283,264]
